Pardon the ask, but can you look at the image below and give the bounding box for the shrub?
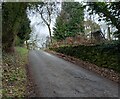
[50,42,120,73]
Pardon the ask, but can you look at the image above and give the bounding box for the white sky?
[28,1,117,47]
[28,2,60,47]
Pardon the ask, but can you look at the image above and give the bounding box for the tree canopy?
[28,2,59,43]
[2,2,31,52]
[53,2,84,41]
[87,2,120,39]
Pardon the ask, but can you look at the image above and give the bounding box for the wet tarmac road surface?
[28,50,118,97]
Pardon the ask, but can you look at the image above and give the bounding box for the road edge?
[46,50,120,83]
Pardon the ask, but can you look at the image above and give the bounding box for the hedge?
[50,41,120,73]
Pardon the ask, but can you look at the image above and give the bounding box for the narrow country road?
[28,50,118,97]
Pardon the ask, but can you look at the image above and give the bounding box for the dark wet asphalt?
[28,50,118,97]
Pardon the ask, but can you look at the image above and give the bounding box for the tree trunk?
[3,39,15,53]
[107,26,111,41]
[47,25,52,44]
[25,40,29,50]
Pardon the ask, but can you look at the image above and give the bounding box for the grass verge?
[2,47,28,98]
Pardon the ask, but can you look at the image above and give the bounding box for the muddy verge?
[25,64,37,97]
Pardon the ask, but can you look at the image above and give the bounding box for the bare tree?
[33,2,60,44]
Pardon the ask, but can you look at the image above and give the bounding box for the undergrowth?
[2,47,28,98]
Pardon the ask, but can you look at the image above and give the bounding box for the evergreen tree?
[53,2,84,41]
[2,2,31,52]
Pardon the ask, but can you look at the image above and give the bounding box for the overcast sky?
[27,1,117,47]
[27,1,61,47]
